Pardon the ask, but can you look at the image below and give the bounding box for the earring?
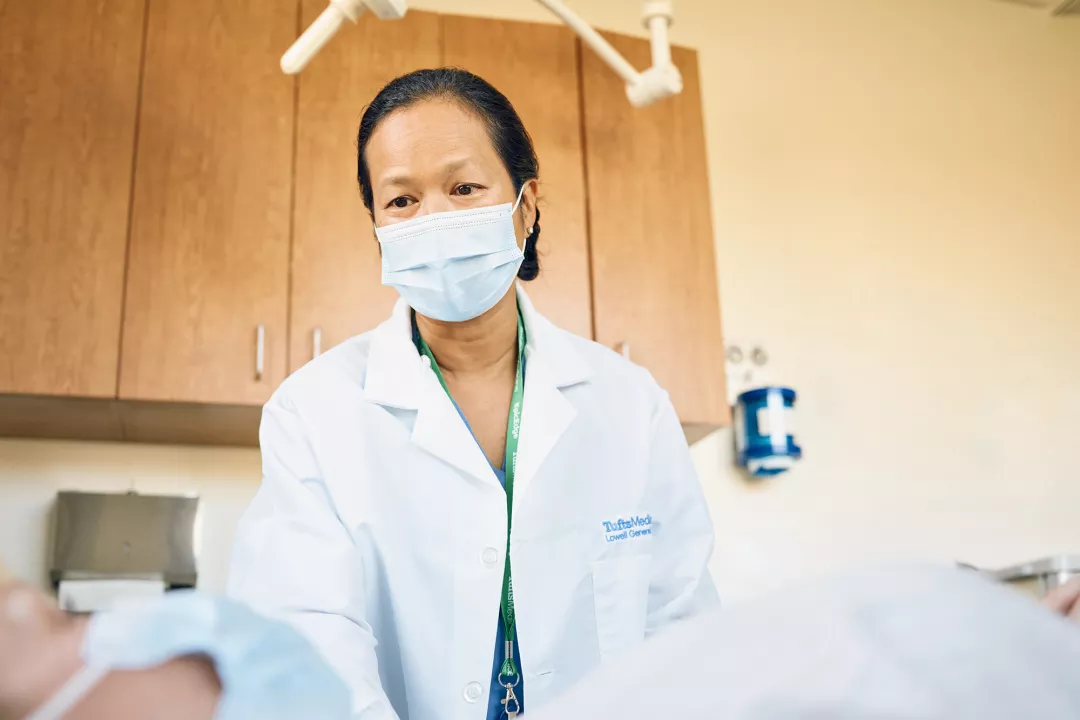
[526,226,534,236]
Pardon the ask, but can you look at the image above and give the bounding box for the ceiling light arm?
[535,0,682,107]
[281,0,406,75]
[280,0,681,107]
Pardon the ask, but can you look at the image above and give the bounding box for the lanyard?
[413,311,526,682]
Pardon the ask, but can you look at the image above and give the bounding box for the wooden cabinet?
[289,8,441,373]
[443,15,593,339]
[118,0,296,404]
[581,33,729,429]
[0,0,145,397]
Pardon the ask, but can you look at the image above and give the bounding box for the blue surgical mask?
[375,185,528,322]
[27,592,351,720]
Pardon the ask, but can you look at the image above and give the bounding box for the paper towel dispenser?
[50,490,199,589]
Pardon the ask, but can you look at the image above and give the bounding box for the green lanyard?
[413,311,526,682]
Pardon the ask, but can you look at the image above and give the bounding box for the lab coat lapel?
[512,288,592,505]
[411,366,500,487]
[364,299,499,487]
[514,349,577,506]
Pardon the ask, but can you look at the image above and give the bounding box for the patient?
[0,582,219,720]
[0,581,350,720]
[2,568,1079,720]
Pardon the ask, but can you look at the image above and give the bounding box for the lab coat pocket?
[591,554,651,663]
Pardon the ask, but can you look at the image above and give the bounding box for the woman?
[227,68,718,720]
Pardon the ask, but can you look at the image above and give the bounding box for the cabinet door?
[0,0,145,397]
[443,15,592,339]
[581,35,728,427]
[289,9,442,372]
[119,0,296,404]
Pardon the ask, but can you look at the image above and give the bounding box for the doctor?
[227,67,717,720]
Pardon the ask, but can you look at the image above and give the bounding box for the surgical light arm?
[533,0,681,107]
[280,0,407,75]
[281,0,682,107]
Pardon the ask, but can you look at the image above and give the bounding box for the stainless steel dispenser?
[50,491,199,611]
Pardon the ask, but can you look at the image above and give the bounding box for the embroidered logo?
[602,515,653,543]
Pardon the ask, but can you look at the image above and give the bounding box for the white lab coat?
[226,288,718,720]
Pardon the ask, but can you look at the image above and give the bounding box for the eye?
[452,183,482,196]
[386,196,414,209]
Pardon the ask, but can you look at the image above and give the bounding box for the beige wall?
[0,439,259,592]
[2,0,1078,599]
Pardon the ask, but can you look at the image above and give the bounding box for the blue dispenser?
[734,387,801,477]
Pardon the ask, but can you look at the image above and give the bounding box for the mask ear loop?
[511,181,529,213]
[25,664,110,720]
[511,181,534,252]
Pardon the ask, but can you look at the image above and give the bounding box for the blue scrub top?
[449,403,524,720]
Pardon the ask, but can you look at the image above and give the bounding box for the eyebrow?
[379,157,478,189]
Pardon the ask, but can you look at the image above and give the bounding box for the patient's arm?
[67,657,220,720]
[0,582,220,720]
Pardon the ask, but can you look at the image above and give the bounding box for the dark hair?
[357,68,542,281]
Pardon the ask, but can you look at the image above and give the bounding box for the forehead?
[365,98,499,174]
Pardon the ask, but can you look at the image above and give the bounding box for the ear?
[518,178,539,233]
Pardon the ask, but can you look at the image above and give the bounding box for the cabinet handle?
[312,327,323,359]
[255,324,265,381]
[617,341,631,360]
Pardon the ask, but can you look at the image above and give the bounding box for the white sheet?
[529,565,1080,719]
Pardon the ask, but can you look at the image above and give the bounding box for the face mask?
[27,591,351,720]
[375,185,528,322]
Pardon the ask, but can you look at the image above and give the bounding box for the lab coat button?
[481,547,499,567]
[463,681,483,702]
